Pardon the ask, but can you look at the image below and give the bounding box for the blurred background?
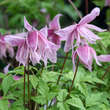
[0,0,110,71]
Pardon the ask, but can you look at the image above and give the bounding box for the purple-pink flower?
[56,7,105,52]
[5,17,58,66]
[48,14,62,49]
[0,34,14,59]
[72,45,101,71]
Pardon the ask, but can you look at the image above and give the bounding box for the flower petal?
[98,55,110,62]
[85,24,106,32]
[49,14,62,30]
[40,26,48,38]
[24,16,33,31]
[79,7,100,25]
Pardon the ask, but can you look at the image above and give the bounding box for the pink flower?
[48,14,62,49]
[5,17,58,66]
[0,34,14,59]
[13,75,21,80]
[72,45,101,71]
[105,0,110,6]
[56,8,105,52]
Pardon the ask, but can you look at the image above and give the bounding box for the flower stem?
[68,58,79,96]
[27,58,31,109]
[101,65,110,80]
[85,0,88,14]
[68,0,82,19]
[57,52,69,84]
[24,66,26,108]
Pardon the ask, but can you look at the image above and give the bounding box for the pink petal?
[27,31,38,51]
[4,34,26,46]
[24,16,33,31]
[3,63,11,74]
[64,31,74,52]
[40,26,48,38]
[90,47,101,66]
[49,14,62,30]
[85,24,106,32]
[16,41,29,66]
[7,46,14,58]
[98,55,110,62]
[55,24,76,41]
[79,7,100,25]
[72,51,77,72]
[78,27,101,43]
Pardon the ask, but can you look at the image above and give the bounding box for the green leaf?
[66,96,85,110]
[30,75,38,89]
[0,99,9,110]
[57,102,69,110]
[57,89,68,102]
[2,75,14,95]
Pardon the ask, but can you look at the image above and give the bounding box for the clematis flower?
[5,17,58,66]
[72,45,101,71]
[105,0,110,6]
[48,14,62,49]
[0,33,14,59]
[56,7,106,52]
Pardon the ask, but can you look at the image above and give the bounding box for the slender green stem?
[57,52,69,84]
[24,66,26,108]
[68,58,79,96]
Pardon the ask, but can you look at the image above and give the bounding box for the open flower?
[48,14,62,49]
[72,45,101,71]
[56,7,105,52]
[0,33,14,59]
[5,17,58,66]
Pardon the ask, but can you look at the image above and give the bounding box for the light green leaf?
[0,99,9,110]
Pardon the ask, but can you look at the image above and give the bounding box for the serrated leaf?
[57,102,69,110]
[2,75,14,95]
[66,96,85,110]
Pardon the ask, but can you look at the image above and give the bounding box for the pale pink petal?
[27,31,38,51]
[55,24,76,41]
[90,48,101,66]
[79,7,100,25]
[3,63,11,74]
[7,46,14,58]
[49,14,62,30]
[16,42,29,66]
[98,55,110,62]
[4,35,25,46]
[85,24,106,32]
[72,51,77,72]
[40,26,48,38]
[64,32,74,52]
[24,16,33,31]
[78,27,101,43]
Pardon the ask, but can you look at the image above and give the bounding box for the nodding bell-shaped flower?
[72,45,101,71]
[56,7,106,52]
[48,14,64,49]
[0,33,14,59]
[5,17,58,66]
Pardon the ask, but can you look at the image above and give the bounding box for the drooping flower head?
[5,17,58,66]
[48,14,62,49]
[56,7,106,52]
[0,33,14,59]
[72,45,101,71]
